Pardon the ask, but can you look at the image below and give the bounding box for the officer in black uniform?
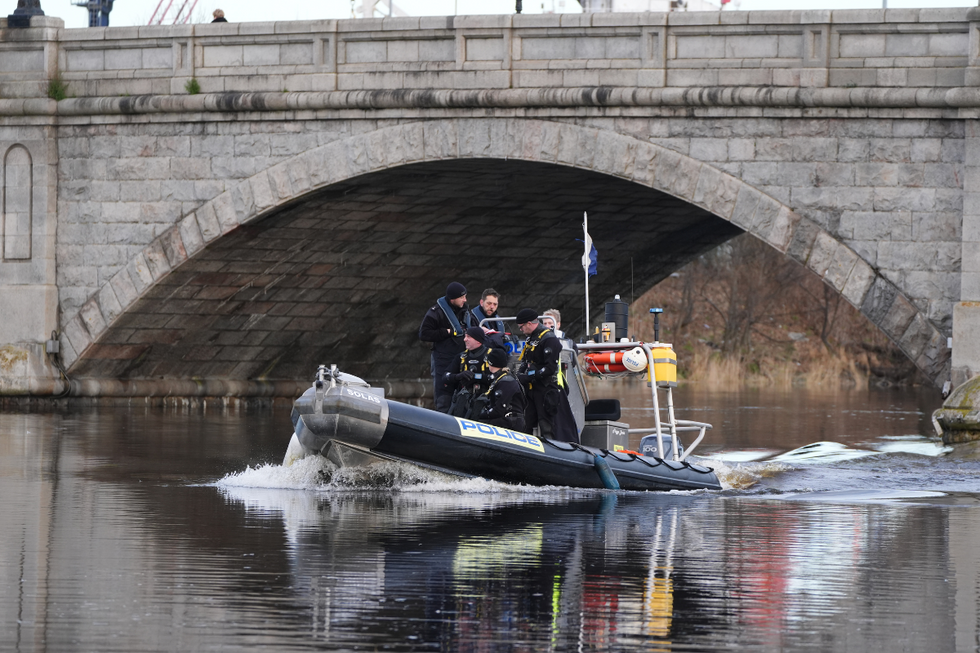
[443,327,492,418]
[419,281,471,412]
[515,308,579,443]
[478,347,527,432]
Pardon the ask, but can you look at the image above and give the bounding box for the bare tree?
[696,235,807,356]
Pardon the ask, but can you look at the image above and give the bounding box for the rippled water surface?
[4,384,980,652]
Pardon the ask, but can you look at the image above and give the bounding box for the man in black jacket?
[443,327,492,418]
[419,282,471,412]
[471,288,508,351]
[479,347,527,432]
[515,308,579,442]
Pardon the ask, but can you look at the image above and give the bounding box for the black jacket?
[517,326,562,391]
[480,370,527,429]
[419,299,471,366]
[443,345,490,393]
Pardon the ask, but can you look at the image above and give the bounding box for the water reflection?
[217,487,728,651]
[1,387,979,652]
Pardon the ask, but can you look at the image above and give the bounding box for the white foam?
[769,441,879,464]
[698,457,791,491]
[216,455,332,490]
[214,454,569,495]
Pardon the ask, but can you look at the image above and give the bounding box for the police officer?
[474,289,509,351]
[515,308,579,443]
[478,347,527,432]
[443,327,492,418]
[419,281,472,412]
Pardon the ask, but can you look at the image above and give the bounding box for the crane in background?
[148,0,199,24]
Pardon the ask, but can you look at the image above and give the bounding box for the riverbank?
[627,234,926,389]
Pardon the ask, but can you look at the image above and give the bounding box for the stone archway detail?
[59,118,950,384]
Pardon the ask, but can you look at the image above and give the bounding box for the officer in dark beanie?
[443,326,492,418]
[419,282,472,412]
[515,308,579,442]
[479,347,527,432]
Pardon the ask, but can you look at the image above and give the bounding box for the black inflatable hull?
[290,384,721,492]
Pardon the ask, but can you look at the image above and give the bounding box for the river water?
[4,383,980,652]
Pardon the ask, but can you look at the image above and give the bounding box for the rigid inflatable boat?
[284,360,721,492]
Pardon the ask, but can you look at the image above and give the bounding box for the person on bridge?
[515,308,579,443]
[211,9,227,22]
[443,327,493,418]
[419,281,472,412]
[471,288,507,350]
[478,347,527,433]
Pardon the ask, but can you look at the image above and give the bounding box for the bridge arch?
[59,118,949,386]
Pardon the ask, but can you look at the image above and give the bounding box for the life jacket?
[458,346,492,384]
[472,305,505,334]
[436,296,471,337]
[483,368,525,401]
[448,346,492,419]
[519,328,566,390]
[481,369,526,425]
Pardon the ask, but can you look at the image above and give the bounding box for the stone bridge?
[2,7,979,397]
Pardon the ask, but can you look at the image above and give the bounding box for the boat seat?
[584,399,621,422]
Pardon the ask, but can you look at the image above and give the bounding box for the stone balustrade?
[0,9,977,103]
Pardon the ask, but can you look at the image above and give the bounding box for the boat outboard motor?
[640,433,684,460]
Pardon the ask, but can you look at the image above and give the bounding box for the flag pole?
[584,212,590,340]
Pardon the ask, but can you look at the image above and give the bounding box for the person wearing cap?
[515,308,579,443]
[443,327,493,418]
[419,282,472,412]
[477,347,527,432]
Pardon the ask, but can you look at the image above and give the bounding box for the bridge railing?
[0,8,975,101]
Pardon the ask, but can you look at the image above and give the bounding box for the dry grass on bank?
[678,339,880,389]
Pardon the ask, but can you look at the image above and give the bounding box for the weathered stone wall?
[3,9,980,392]
[53,110,964,338]
[1,9,973,99]
[46,113,954,386]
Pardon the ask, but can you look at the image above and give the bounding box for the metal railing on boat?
[576,340,708,462]
[479,317,710,463]
[628,420,712,463]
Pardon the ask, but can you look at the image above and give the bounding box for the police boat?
[283,352,722,492]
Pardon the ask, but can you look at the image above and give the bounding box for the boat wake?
[217,438,951,497]
[698,457,791,491]
[216,454,575,494]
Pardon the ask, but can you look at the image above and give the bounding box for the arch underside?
[68,159,741,382]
